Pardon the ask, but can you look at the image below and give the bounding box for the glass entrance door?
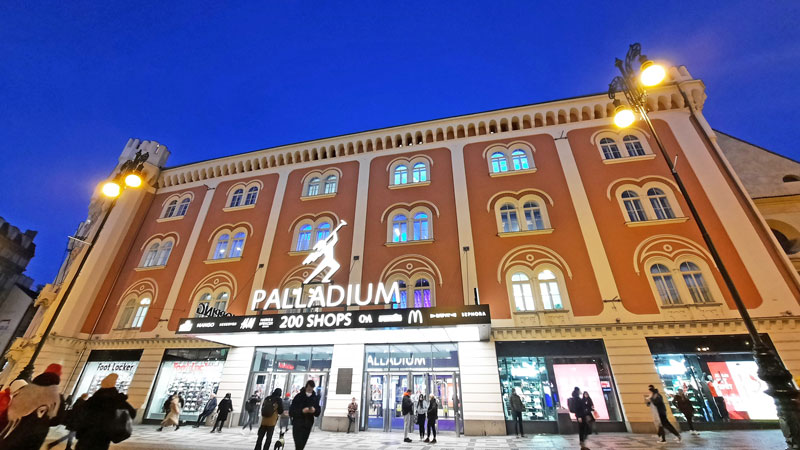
[432,373,458,432]
[247,372,327,428]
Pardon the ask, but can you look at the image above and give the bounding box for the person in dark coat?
[568,387,590,450]
[672,389,698,435]
[193,393,217,428]
[401,389,413,443]
[647,385,681,442]
[0,364,65,450]
[47,393,88,450]
[509,390,525,438]
[254,388,283,450]
[424,394,438,444]
[210,393,233,433]
[242,391,261,433]
[583,391,597,435]
[74,373,136,450]
[289,380,321,450]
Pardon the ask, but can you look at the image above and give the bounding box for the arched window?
[391,280,408,309]
[622,190,647,222]
[316,222,331,243]
[623,135,646,156]
[143,243,160,267]
[213,234,230,259]
[537,270,563,310]
[155,241,173,266]
[491,152,509,173]
[600,138,622,159]
[229,232,245,258]
[245,186,259,205]
[175,198,190,216]
[414,278,431,308]
[214,291,229,311]
[500,203,520,232]
[164,200,178,218]
[394,165,408,185]
[413,212,429,240]
[323,175,338,194]
[131,298,150,328]
[229,189,244,207]
[307,178,320,196]
[511,272,535,311]
[511,149,530,171]
[392,214,408,243]
[647,188,675,220]
[680,262,713,303]
[411,163,427,183]
[196,293,212,316]
[650,264,681,305]
[296,225,312,251]
[522,201,544,230]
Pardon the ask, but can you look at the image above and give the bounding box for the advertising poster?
[552,363,609,420]
[707,361,777,420]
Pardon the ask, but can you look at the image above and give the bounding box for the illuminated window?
[392,214,408,243]
[650,264,681,305]
[323,175,338,194]
[500,203,519,232]
[491,152,509,173]
[155,241,173,266]
[245,186,259,205]
[623,135,646,156]
[391,280,408,309]
[522,201,544,230]
[511,149,530,170]
[196,293,212,315]
[537,270,563,310]
[600,138,622,159]
[412,163,427,183]
[394,165,408,185]
[414,278,431,308]
[213,234,230,259]
[143,243,160,267]
[229,232,245,258]
[120,297,151,329]
[511,272,535,311]
[413,212,429,240]
[680,262,713,303]
[647,188,675,220]
[622,190,647,222]
[131,298,150,328]
[214,291,229,311]
[307,177,320,196]
[296,225,312,251]
[316,222,331,243]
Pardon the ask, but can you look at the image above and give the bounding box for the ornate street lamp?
[16,150,150,381]
[608,43,800,449]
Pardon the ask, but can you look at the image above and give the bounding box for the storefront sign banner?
[177,305,490,335]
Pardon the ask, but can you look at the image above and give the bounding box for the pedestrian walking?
[242,391,261,434]
[567,387,590,450]
[0,380,27,432]
[210,393,233,433]
[254,388,283,450]
[583,392,598,435]
[672,389,698,435]
[278,394,291,434]
[509,389,526,438]
[193,393,217,428]
[47,393,87,450]
[0,364,65,450]
[289,380,321,450]
[401,389,414,443]
[73,373,136,450]
[157,392,182,431]
[647,385,681,443]
[346,397,358,434]
[424,394,438,444]
[645,393,665,442]
[415,394,427,441]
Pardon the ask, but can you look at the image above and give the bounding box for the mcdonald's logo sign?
[407,309,423,324]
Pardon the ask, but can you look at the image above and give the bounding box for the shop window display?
[498,357,556,421]
[145,348,228,422]
[74,361,138,397]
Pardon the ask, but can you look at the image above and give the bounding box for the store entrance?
[249,371,328,428]
[363,371,462,434]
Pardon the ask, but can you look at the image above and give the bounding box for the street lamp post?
[16,150,150,381]
[608,43,800,449]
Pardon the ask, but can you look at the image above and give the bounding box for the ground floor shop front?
[23,317,797,436]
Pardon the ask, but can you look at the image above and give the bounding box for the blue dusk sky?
[1,1,798,286]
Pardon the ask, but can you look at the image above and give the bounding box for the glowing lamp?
[613,105,635,128]
[640,60,666,87]
[124,173,143,188]
[101,181,121,198]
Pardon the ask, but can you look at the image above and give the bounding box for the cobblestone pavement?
[44,426,784,449]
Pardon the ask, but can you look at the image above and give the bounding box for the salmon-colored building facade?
[5,66,800,436]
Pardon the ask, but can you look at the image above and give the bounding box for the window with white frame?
[387,207,433,243]
[229,232,246,258]
[491,152,509,173]
[155,240,173,266]
[210,228,248,260]
[389,275,434,309]
[392,214,408,242]
[245,186,259,206]
[679,262,713,303]
[621,190,647,222]
[411,163,427,183]
[229,189,244,208]
[617,184,681,223]
[600,138,622,159]
[316,222,331,242]
[495,196,551,234]
[486,144,535,175]
[597,132,651,160]
[393,165,408,185]
[650,263,682,305]
[647,188,675,220]
[296,224,313,251]
[292,219,339,252]
[164,200,178,218]
[508,267,568,312]
[307,177,320,196]
[323,175,338,194]
[623,135,646,156]
[213,233,230,259]
[118,296,151,329]
[511,149,530,171]
[176,198,191,216]
[142,242,160,267]
[389,157,431,186]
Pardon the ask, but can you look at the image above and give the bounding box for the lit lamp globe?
[613,105,635,128]
[101,181,121,198]
[124,173,143,188]
[640,61,666,87]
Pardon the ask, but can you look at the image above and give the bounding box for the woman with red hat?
[0,364,65,450]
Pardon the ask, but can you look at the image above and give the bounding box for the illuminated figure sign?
[302,221,346,283]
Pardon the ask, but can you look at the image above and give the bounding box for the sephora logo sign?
[251,221,400,311]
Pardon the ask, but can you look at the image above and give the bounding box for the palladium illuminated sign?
[251,221,400,311]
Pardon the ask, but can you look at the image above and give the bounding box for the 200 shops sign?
[176,305,490,334]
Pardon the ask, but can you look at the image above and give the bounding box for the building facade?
[4,66,800,436]
[0,217,37,362]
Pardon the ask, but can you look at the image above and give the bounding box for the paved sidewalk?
[44,426,784,449]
